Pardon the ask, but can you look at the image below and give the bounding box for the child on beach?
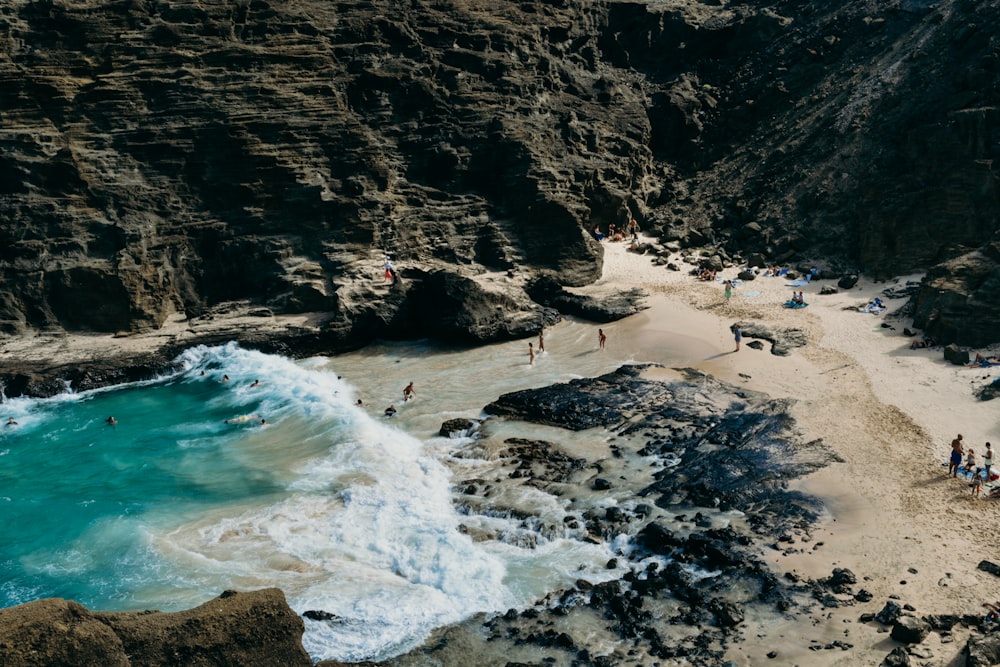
[972,468,984,498]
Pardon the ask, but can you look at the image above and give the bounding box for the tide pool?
[0,341,623,662]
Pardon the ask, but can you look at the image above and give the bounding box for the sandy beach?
[585,237,1000,665]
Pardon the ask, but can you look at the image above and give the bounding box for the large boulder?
[967,632,1000,667]
[0,590,312,667]
[911,240,1000,347]
[889,615,930,644]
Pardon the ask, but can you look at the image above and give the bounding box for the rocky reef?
[0,0,997,373]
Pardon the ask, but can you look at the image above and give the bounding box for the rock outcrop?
[0,589,312,667]
[0,0,998,373]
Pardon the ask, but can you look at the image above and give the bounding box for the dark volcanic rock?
[485,364,658,430]
[880,646,911,667]
[0,589,311,667]
[439,417,482,438]
[977,560,1000,577]
[525,276,646,323]
[890,615,930,644]
[875,601,903,625]
[967,632,1000,667]
[912,240,1000,347]
[943,343,970,366]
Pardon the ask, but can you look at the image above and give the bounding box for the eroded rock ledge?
[0,589,312,667]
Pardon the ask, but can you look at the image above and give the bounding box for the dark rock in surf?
[439,418,482,438]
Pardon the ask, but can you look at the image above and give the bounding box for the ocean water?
[0,315,721,662]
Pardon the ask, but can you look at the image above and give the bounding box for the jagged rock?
[838,275,860,289]
[980,378,1000,401]
[824,567,857,593]
[820,285,838,295]
[890,615,930,644]
[880,646,911,667]
[439,417,482,438]
[911,240,1000,347]
[525,276,646,323]
[0,590,311,667]
[635,522,685,555]
[733,321,809,356]
[875,601,903,625]
[967,632,1000,667]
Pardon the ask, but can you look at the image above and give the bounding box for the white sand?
[587,237,1000,665]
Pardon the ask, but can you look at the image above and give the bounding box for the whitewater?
[0,314,712,662]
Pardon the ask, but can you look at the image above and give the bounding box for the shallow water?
[0,316,720,662]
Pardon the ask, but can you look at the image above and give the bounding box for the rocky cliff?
[0,589,313,666]
[0,0,998,374]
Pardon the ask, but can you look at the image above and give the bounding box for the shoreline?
[589,239,1000,664]
[2,237,1000,665]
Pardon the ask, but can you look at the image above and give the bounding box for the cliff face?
[0,0,997,356]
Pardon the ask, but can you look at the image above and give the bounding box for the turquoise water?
[0,351,309,608]
[0,339,639,661]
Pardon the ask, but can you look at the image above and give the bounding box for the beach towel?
[858,305,887,314]
[782,301,809,309]
[786,279,810,287]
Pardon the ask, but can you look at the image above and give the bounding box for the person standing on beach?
[949,434,964,477]
[724,280,733,302]
[538,329,545,353]
[985,443,994,483]
[972,468,985,497]
[733,325,742,352]
[528,341,535,365]
[598,328,607,350]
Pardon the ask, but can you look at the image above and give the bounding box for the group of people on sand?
[948,434,998,498]
[592,218,640,244]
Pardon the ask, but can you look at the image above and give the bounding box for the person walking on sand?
[528,341,535,365]
[949,434,965,477]
[598,328,607,350]
[733,325,742,352]
[724,280,733,302]
[538,329,545,353]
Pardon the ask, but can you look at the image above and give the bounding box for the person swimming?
[105,416,117,425]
